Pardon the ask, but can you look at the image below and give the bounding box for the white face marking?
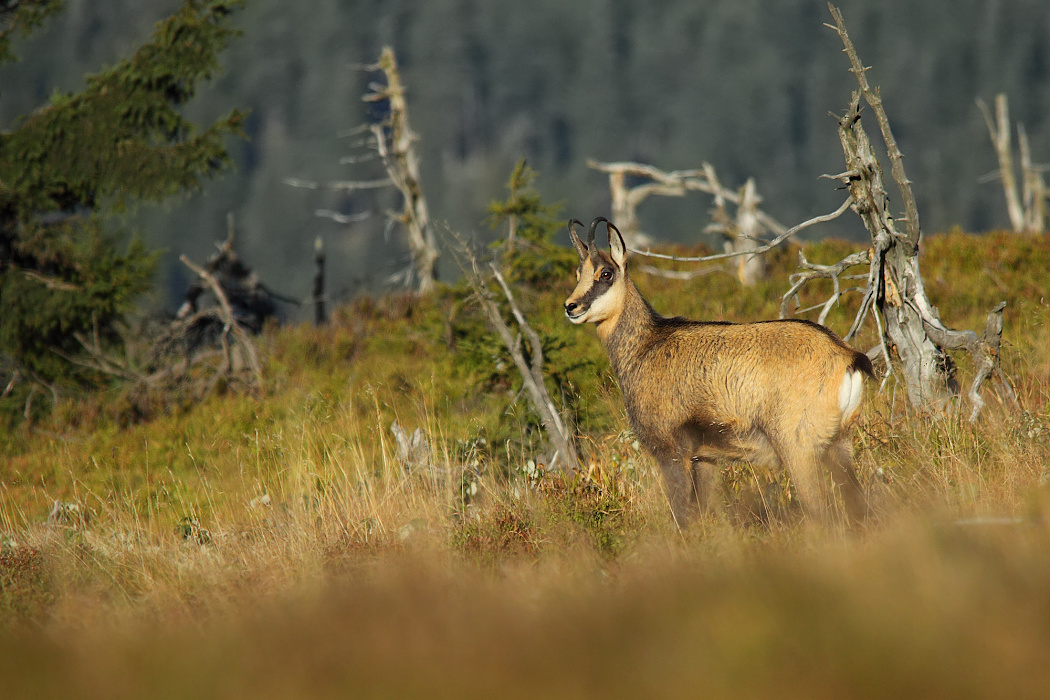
[564,258,625,326]
[577,280,624,325]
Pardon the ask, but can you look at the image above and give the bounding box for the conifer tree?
[0,0,245,400]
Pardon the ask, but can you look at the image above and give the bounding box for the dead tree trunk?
[719,177,766,286]
[979,93,1049,234]
[818,4,1014,419]
[1018,126,1048,233]
[1018,125,1047,234]
[980,94,1027,233]
[365,46,439,293]
[313,235,326,326]
[461,250,579,472]
[833,93,959,407]
[285,47,437,294]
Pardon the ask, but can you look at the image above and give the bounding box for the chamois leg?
[779,446,831,525]
[689,457,721,516]
[825,435,869,525]
[654,453,699,529]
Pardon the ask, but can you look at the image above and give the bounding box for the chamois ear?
[567,219,588,261]
[607,221,626,267]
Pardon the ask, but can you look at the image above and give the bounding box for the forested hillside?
[2,0,1048,316]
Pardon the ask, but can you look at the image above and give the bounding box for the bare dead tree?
[313,235,326,326]
[589,159,787,285]
[780,4,1015,420]
[137,217,271,396]
[285,47,439,294]
[175,213,277,334]
[1018,125,1048,233]
[364,47,439,292]
[176,254,263,388]
[712,176,767,286]
[55,250,266,404]
[458,243,579,472]
[588,159,688,248]
[978,93,1048,234]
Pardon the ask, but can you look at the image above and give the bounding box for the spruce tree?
[0,1,245,406]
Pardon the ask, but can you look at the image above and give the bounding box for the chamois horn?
[587,217,608,261]
[568,218,588,260]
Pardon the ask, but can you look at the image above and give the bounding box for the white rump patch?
[838,369,864,423]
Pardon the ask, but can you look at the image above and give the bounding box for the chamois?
[564,217,873,527]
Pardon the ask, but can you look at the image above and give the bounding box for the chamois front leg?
[652,448,700,529]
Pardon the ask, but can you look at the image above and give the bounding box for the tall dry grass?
[2,232,1050,697]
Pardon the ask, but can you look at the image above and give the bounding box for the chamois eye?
[601,268,613,282]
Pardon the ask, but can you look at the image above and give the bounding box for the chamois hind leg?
[778,444,832,525]
[824,434,869,525]
[689,456,721,517]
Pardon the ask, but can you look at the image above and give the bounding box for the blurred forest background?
[3,0,1049,319]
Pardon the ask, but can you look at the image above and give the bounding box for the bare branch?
[779,249,870,324]
[282,176,392,191]
[828,3,921,250]
[629,197,852,263]
[21,270,81,292]
[1,370,20,401]
[454,239,578,471]
[635,263,731,280]
[70,331,141,381]
[179,255,262,386]
[314,209,371,225]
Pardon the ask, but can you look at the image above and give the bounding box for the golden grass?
[2,232,1050,697]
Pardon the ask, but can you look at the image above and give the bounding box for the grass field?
[2,231,1050,698]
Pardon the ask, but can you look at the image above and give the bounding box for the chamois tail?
[838,352,873,426]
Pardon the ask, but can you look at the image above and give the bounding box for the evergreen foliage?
[487,158,576,287]
[0,1,63,65]
[0,0,245,400]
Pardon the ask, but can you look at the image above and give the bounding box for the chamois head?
[564,217,628,326]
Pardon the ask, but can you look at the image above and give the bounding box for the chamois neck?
[597,277,660,370]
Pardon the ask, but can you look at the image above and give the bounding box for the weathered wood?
[820,4,1014,419]
[285,47,438,294]
[978,94,1026,233]
[460,245,579,471]
[629,198,851,264]
[588,159,785,283]
[366,47,439,293]
[179,254,262,386]
[313,235,326,327]
[729,178,766,286]
[1018,123,1047,234]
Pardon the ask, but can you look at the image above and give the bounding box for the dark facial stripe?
[574,273,614,311]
